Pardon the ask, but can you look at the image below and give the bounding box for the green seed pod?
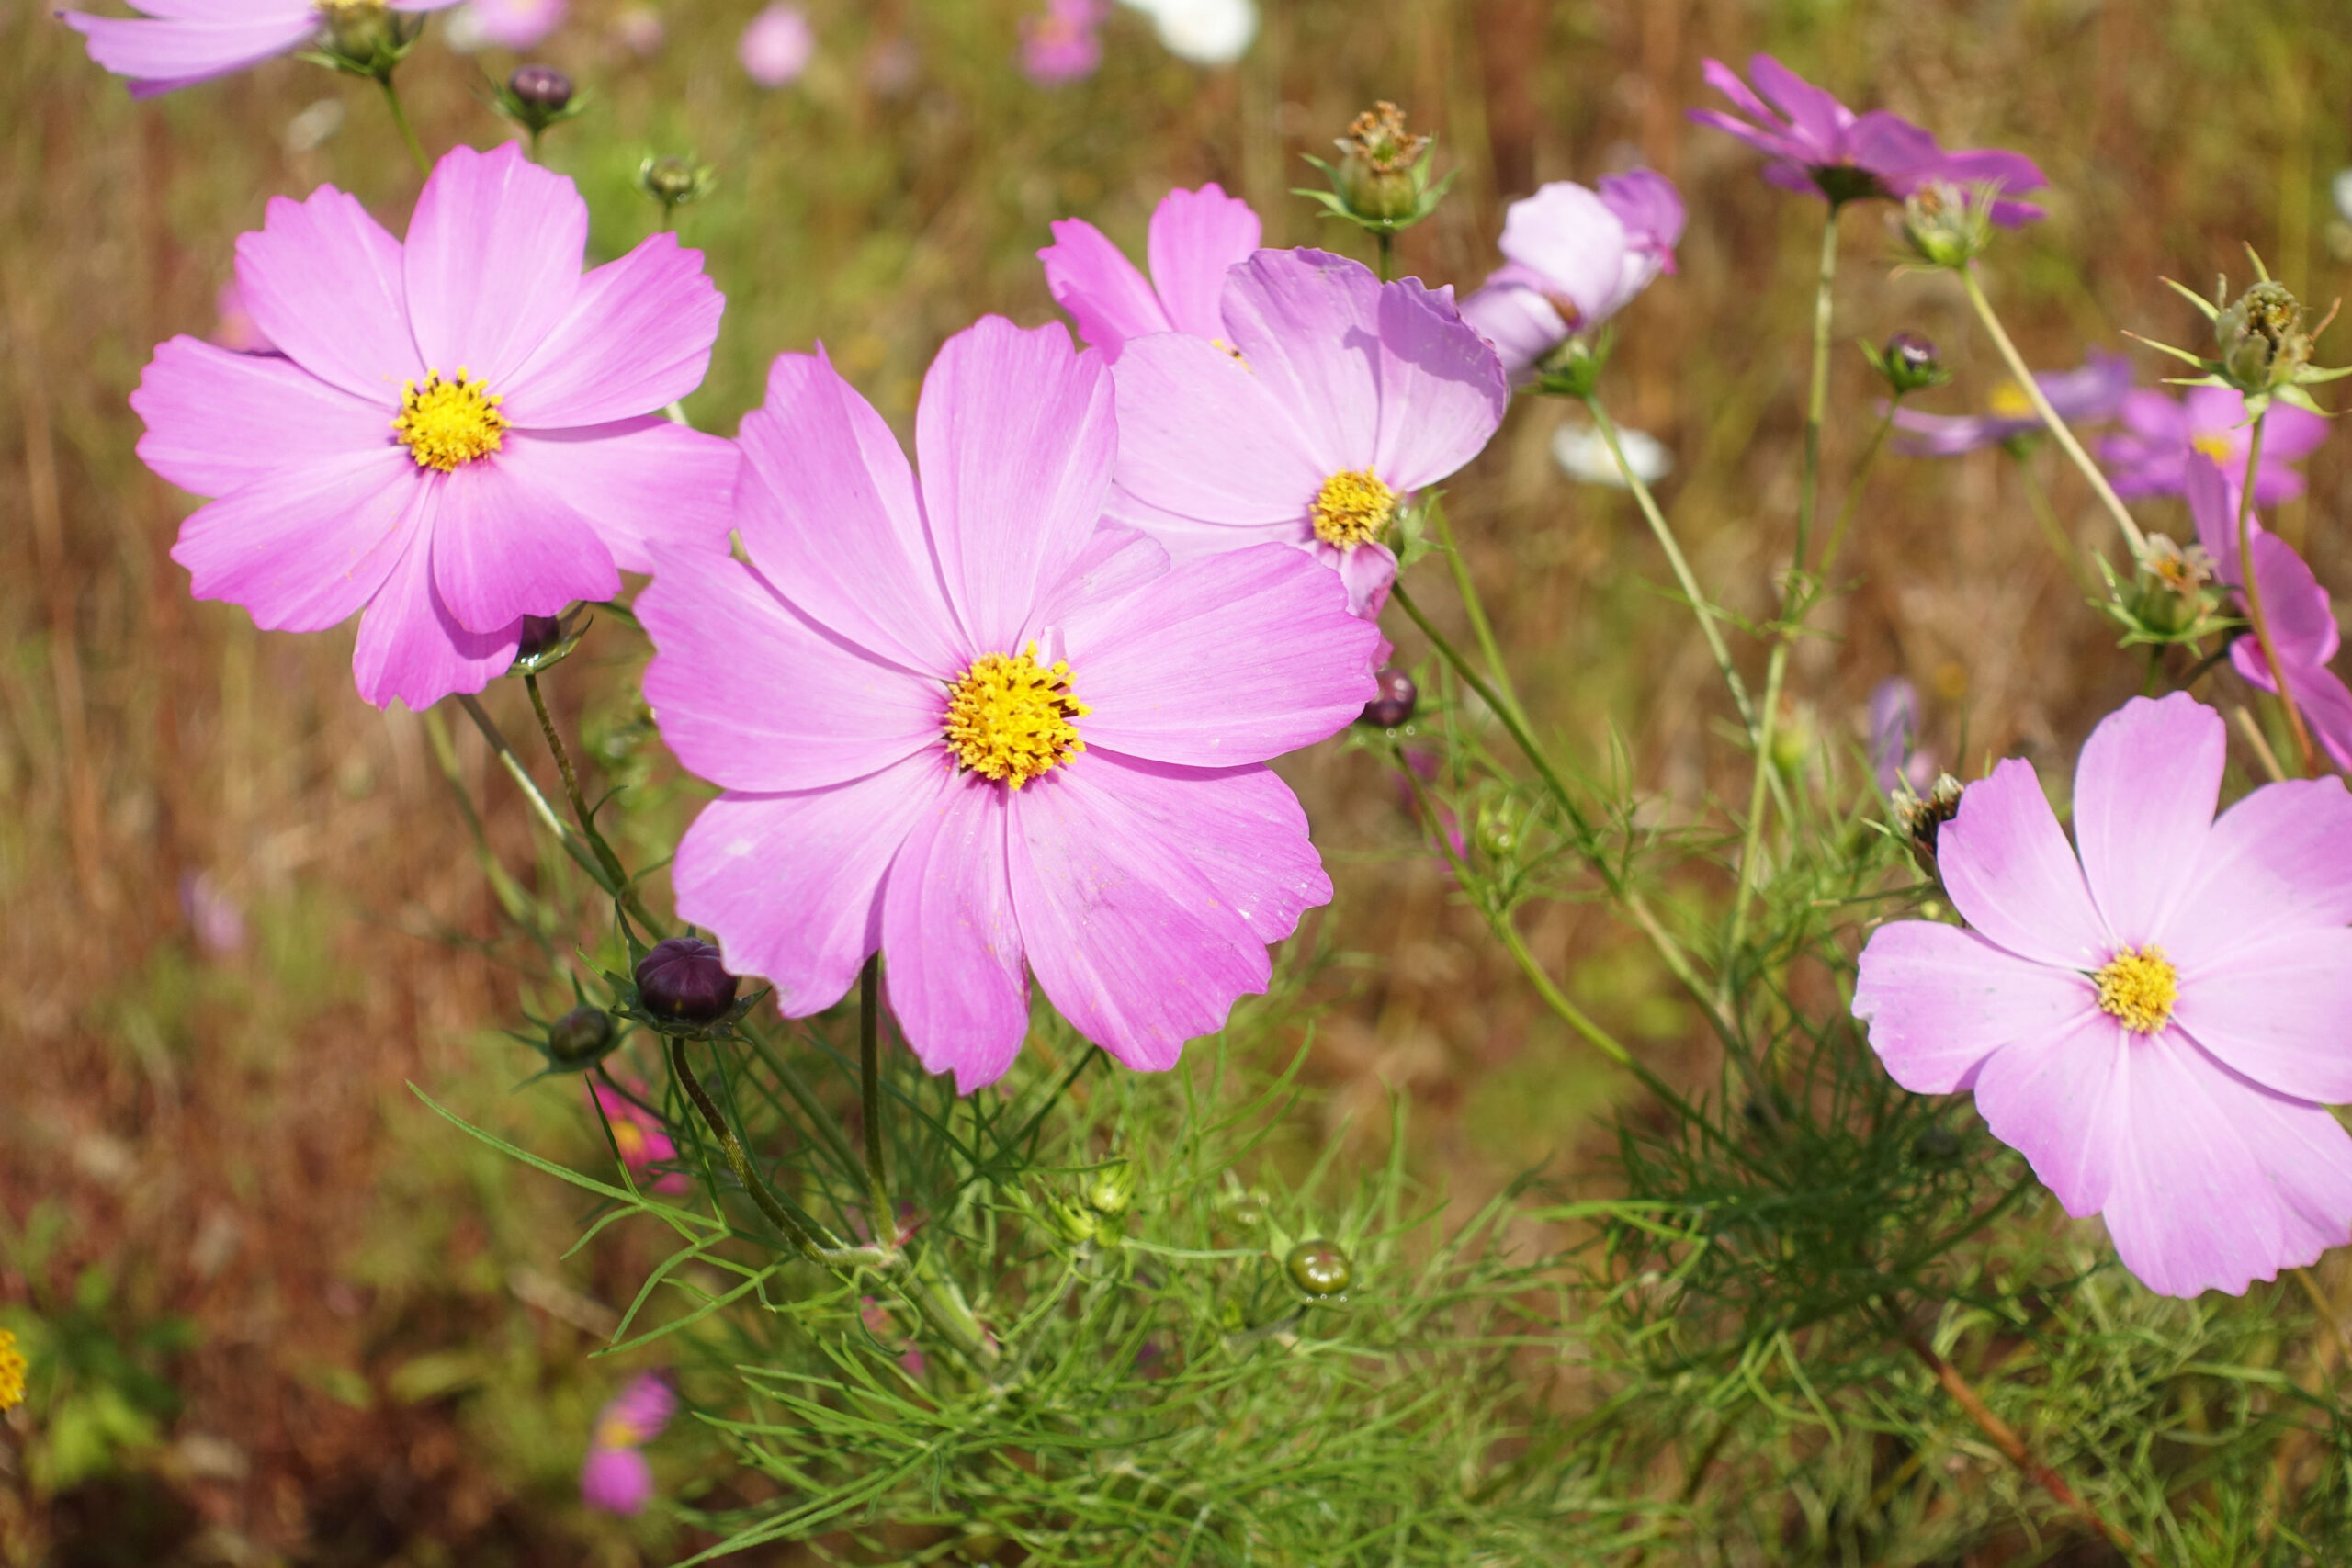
[2215,279,2312,392]
[1285,1238,1352,1298]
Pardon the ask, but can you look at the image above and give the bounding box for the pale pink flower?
[62,0,462,97]
[447,0,566,51]
[739,2,815,87]
[637,317,1380,1091]
[1038,183,1262,363]
[1458,171,1684,384]
[1021,0,1103,85]
[1853,693,2352,1297]
[131,143,736,711]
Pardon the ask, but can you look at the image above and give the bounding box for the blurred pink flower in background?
[580,1372,675,1514]
[446,0,567,51]
[2103,384,2329,505]
[179,871,247,954]
[1458,171,1683,385]
[588,1081,690,1195]
[740,3,815,87]
[209,280,271,355]
[1890,351,2131,457]
[130,142,736,712]
[62,0,462,96]
[1021,0,1105,85]
[1854,692,2352,1297]
[610,6,664,56]
[1038,183,1261,362]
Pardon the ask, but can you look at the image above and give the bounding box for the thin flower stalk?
[857,955,893,1243]
[456,692,662,934]
[1424,494,1530,729]
[2233,412,2319,772]
[525,670,643,915]
[379,76,429,175]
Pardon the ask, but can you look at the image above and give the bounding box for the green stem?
[1375,230,1394,283]
[1424,494,1526,723]
[1792,209,1840,575]
[1961,266,2146,556]
[2012,454,2099,598]
[668,1033,831,1258]
[1580,394,1759,737]
[857,955,894,1243]
[455,693,662,935]
[379,74,429,176]
[1815,410,1894,579]
[2233,412,2317,773]
[523,671,647,918]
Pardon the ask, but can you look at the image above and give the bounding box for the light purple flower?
[1038,183,1263,363]
[179,871,247,954]
[1691,54,2046,225]
[1021,0,1104,85]
[1108,248,1509,618]
[2184,454,2352,770]
[637,318,1380,1091]
[2102,385,2329,506]
[62,0,462,97]
[1854,692,2352,1297]
[1890,351,2131,457]
[1458,171,1684,385]
[1868,678,1935,796]
[580,1372,673,1514]
[739,2,815,87]
[131,142,736,712]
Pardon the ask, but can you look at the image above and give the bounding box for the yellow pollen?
[1986,382,2034,419]
[2191,432,2233,461]
[944,643,1088,788]
[594,1413,639,1449]
[611,1122,648,1164]
[2094,945,2178,1034]
[0,1328,23,1413]
[392,367,507,471]
[1310,468,1396,548]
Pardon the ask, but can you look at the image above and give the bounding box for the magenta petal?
[1970,1010,2127,1216]
[1026,523,1170,633]
[2262,400,2330,461]
[1216,249,1383,469]
[736,348,966,675]
[1936,759,2109,969]
[579,1444,654,1515]
[403,144,585,387]
[1495,183,1628,322]
[1696,56,1783,130]
[492,422,736,576]
[62,9,317,97]
[1083,752,1329,944]
[1852,920,2093,1095]
[2098,1034,2348,1298]
[170,449,419,632]
[2069,693,2222,944]
[132,336,392,497]
[1331,538,1397,617]
[1457,280,1566,388]
[2163,775,2352,970]
[1746,54,1852,150]
[1038,218,1170,362]
[915,316,1116,651]
[235,186,421,403]
[428,459,618,633]
[637,546,940,793]
[1007,766,1271,1071]
[1370,278,1508,491]
[1108,333,1329,526]
[2290,663,2352,773]
[2173,928,2352,1102]
[1062,544,1380,765]
[1144,183,1261,343]
[500,233,723,428]
[674,754,952,1018]
[880,776,1029,1093]
[350,493,522,710]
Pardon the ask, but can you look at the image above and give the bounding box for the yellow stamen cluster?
[1310,468,1396,548]
[392,367,507,471]
[610,1121,649,1165]
[0,1328,24,1413]
[2094,945,2178,1034]
[944,643,1088,788]
[2191,432,2234,462]
[1986,382,2034,419]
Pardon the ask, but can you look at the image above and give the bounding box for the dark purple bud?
[508,63,573,113]
[1359,666,1417,728]
[635,937,739,1025]
[516,614,565,661]
[1285,1238,1352,1298]
[547,1004,615,1066]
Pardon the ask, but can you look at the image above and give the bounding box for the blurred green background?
[6,0,2352,1560]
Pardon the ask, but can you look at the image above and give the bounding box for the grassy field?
[5,0,2352,1560]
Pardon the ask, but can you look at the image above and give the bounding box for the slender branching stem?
[668,1032,830,1258]
[523,671,639,903]
[2233,412,2318,772]
[857,955,894,1241]
[1792,209,1839,574]
[378,75,429,176]
[1425,496,1527,724]
[1960,265,2146,556]
[2011,453,2100,598]
[1814,410,1894,579]
[455,693,662,934]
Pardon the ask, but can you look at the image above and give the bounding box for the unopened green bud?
[2132,534,2218,637]
[1867,332,1949,397]
[1084,1161,1136,1218]
[547,1005,616,1067]
[1900,182,1993,270]
[312,0,421,79]
[1051,1198,1101,1246]
[1285,1238,1352,1299]
[637,154,716,214]
[1334,102,1429,221]
[2215,279,2312,392]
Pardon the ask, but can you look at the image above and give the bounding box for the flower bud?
[1334,102,1430,221]
[636,154,716,215]
[1871,332,1949,397]
[1894,773,1965,880]
[2215,279,2312,392]
[509,62,572,112]
[634,936,739,1025]
[1284,1238,1352,1298]
[319,0,420,74]
[2132,534,2218,638]
[1051,1197,1101,1246]
[1359,666,1417,728]
[1899,182,1993,270]
[547,1005,616,1067]
[1084,1160,1136,1218]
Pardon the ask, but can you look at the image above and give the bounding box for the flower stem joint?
[630,936,747,1034]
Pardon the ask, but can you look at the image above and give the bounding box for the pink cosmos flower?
[131,143,736,711]
[1458,171,1684,385]
[580,1371,674,1514]
[637,317,1380,1091]
[1038,183,1263,363]
[210,280,271,355]
[1691,54,2046,225]
[2101,384,2329,506]
[1868,677,1937,796]
[1020,0,1103,85]
[2183,454,2352,770]
[739,2,815,87]
[1853,692,2352,1297]
[448,0,566,51]
[1891,351,2132,457]
[62,0,462,97]
[1107,248,1509,618]
[588,1081,690,1195]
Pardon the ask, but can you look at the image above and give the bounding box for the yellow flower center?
[610,1122,648,1164]
[2094,944,2178,1034]
[392,367,507,471]
[0,1328,24,1413]
[1310,468,1396,548]
[1986,382,2034,419]
[594,1412,640,1449]
[2191,432,2233,461]
[944,643,1088,789]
